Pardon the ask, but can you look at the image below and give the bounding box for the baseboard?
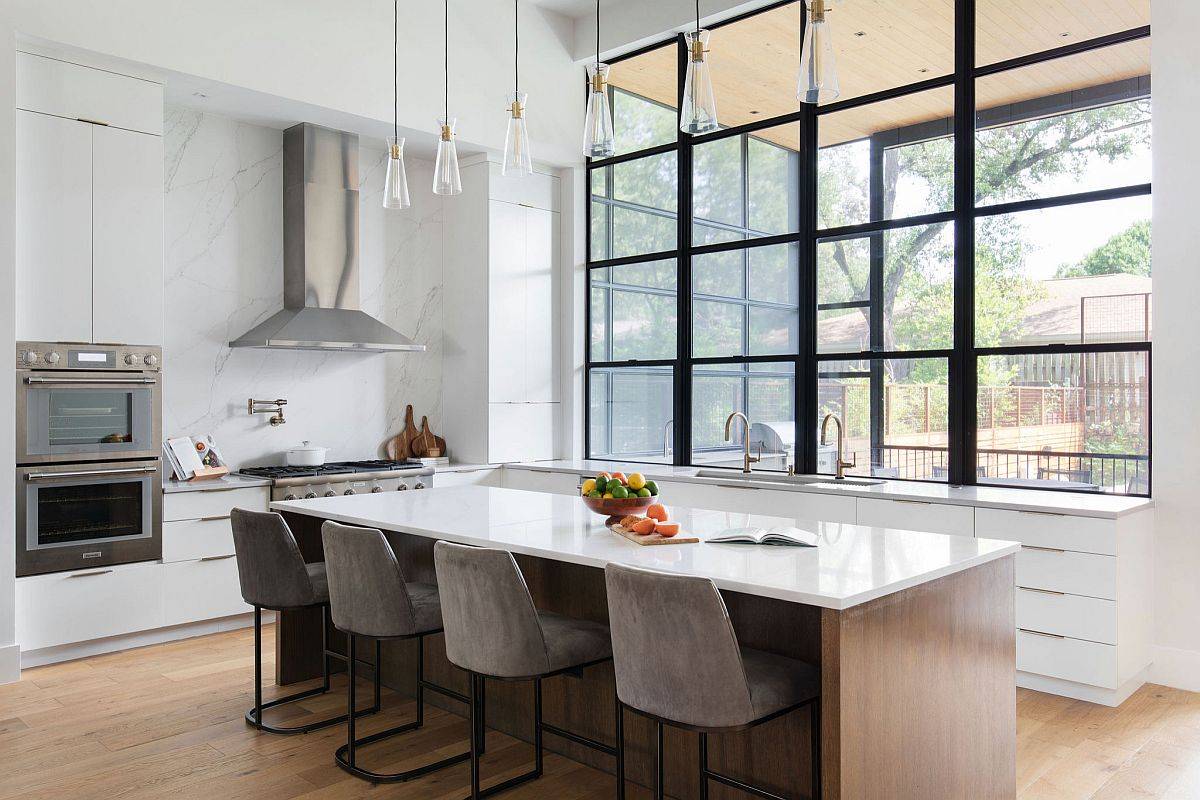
[1017,667,1149,707]
[19,611,272,669]
[1150,645,1200,692]
[0,642,20,685]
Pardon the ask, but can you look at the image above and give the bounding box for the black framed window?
[584,0,1151,496]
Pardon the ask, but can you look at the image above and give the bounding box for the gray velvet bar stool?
[230,508,380,734]
[321,521,473,783]
[433,540,619,800]
[605,562,821,800]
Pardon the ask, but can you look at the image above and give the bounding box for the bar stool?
[231,508,380,734]
[321,521,472,783]
[604,562,821,800]
[433,540,619,800]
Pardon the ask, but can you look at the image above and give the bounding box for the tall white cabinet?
[15,52,164,345]
[443,159,561,464]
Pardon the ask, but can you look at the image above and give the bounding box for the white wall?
[1149,1,1200,692]
[0,19,17,684]
[2,0,583,167]
[163,107,443,468]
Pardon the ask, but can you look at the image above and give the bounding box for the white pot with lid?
[285,441,328,466]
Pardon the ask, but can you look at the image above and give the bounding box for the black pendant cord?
[595,0,600,68]
[393,0,398,141]
[695,0,700,33]
[514,0,519,97]
[444,0,449,123]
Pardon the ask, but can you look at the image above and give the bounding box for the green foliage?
[1056,219,1152,278]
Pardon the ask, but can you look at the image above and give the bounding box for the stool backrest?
[230,508,318,609]
[321,521,420,638]
[604,562,754,728]
[433,540,549,678]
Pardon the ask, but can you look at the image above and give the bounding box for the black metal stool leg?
[656,720,665,800]
[699,731,709,800]
[470,672,481,800]
[253,606,263,726]
[615,698,625,800]
[346,633,357,767]
[534,678,544,778]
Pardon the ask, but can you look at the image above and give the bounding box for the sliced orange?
[631,518,658,535]
[646,503,668,522]
[655,522,680,537]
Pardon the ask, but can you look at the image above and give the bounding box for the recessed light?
[192,91,208,99]
[918,68,929,73]
[750,110,760,115]
[1060,32,1070,38]
[854,30,866,37]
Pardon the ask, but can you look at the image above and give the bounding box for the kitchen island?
[272,486,1020,800]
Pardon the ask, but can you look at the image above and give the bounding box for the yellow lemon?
[627,472,646,491]
[581,478,597,495]
[603,492,615,499]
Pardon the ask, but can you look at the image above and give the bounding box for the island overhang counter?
[270,485,1019,799]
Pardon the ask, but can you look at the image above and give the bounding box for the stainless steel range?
[239,460,435,502]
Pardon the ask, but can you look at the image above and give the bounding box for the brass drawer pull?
[1017,510,1066,518]
[1019,586,1066,596]
[199,514,231,522]
[67,569,114,578]
[1019,628,1065,639]
[890,499,931,505]
[1022,545,1066,553]
[200,554,235,562]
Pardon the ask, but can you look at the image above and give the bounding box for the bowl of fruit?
[579,471,660,519]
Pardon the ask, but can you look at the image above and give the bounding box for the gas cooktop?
[239,459,426,480]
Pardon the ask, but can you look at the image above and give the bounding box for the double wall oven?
[16,342,163,577]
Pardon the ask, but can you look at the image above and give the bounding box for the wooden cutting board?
[385,405,421,460]
[607,519,699,546]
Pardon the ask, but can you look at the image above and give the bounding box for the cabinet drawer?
[975,508,1115,556]
[503,469,581,496]
[162,516,236,563]
[1016,588,1116,644]
[1016,547,1116,599]
[164,486,269,522]
[1017,629,1117,689]
[856,498,975,537]
[435,468,501,488]
[162,557,250,626]
[16,562,164,650]
[17,52,163,135]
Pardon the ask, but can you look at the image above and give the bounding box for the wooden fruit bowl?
[580,494,657,521]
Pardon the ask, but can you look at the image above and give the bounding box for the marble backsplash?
[163,107,443,469]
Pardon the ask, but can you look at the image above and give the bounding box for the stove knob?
[324,490,337,497]
[396,482,408,491]
[303,491,317,499]
[413,481,425,490]
[125,353,140,366]
[343,488,356,496]
[283,493,298,501]
[21,350,38,366]
[144,354,159,367]
[45,351,61,365]
[370,486,383,493]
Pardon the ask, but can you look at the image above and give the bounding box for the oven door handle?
[25,466,159,481]
[24,376,157,385]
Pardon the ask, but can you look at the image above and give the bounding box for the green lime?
[636,487,651,498]
[611,485,629,499]
[644,480,659,496]
[588,490,602,498]
[595,476,608,493]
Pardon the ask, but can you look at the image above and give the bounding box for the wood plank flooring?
[2,624,1198,800]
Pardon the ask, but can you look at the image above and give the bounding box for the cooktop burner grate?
[239,459,427,480]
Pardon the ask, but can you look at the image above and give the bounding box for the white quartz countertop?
[272,486,1020,610]
[507,460,1152,519]
[163,474,273,493]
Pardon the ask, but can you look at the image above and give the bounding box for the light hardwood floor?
[2,625,1198,800]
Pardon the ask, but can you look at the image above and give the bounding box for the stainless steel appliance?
[16,342,163,576]
[239,459,435,502]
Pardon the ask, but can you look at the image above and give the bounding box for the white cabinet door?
[524,207,557,403]
[16,52,163,136]
[488,200,527,403]
[16,110,92,342]
[488,402,556,463]
[91,125,164,345]
[162,556,250,626]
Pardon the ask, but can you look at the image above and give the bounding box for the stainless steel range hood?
[229,123,426,353]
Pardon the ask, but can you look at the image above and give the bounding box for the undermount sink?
[695,469,885,487]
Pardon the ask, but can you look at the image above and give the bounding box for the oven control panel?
[17,342,163,371]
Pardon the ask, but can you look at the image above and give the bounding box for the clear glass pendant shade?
[680,30,718,134]
[583,62,615,158]
[382,136,411,209]
[433,117,462,196]
[798,1,840,104]
[502,92,534,177]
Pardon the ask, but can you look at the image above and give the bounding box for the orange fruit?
[655,522,680,537]
[610,471,627,484]
[631,518,658,535]
[646,503,668,522]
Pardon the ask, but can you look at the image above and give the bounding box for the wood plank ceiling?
[608,0,1150,149]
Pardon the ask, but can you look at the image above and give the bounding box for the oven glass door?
[19,373,159,462]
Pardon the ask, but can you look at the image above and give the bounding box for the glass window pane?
[692,122,800,245]
[691,363,795,471]
[608,44,678,155]
[693,250,743,299]
[590,261,677,362]
[748,243,799,305]
[818,86,955,229]
[975,196,1151,347]
[590,199,610,261]
[976,351,1149,494]
[977,1,1149,67]
[975,42,1151,207]
[693,300,744,358]
[816,222,955,354]
[589,284,608,360]
[693,245,800,358]
[590,152,679,261]
[749,306,797,356]
[817,358,950,481]
[588,367,674,463]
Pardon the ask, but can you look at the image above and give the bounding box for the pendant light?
[582,0,615,158]
[502,0,533,176]
[680,0,718,134]
[797,0,840,104]
[383,0,411,209]
[433,0,462,196]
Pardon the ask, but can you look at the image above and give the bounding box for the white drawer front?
[1017,629,1117,689]
[975,508,1115,556]
[502,469,581,496]
[164,486,269,522]
[1016,547,1116,600]
[162,557,250,626]
[434,468,501,488]
[162,516,236,563]
[16,51,163,136]
[1016,588,1116,645]
[16,562,164,650]
[856,498,975,537]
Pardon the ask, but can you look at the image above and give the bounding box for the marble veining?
[163,107,443,468]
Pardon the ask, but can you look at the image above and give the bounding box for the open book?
[706,527,819,547]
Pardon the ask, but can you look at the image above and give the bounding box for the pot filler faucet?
[724,411,759,474]
[820,413,856,480]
